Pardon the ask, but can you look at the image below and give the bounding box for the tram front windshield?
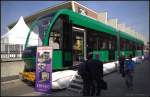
[27,12,56,47]
[23,13,56,72]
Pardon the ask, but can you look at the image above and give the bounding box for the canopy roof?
[1,16,38,45]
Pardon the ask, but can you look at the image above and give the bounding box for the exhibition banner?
[35,46,53,94]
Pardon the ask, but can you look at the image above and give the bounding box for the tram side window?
[140,44,142,50]
[127,41,130,50]
[130,42,133,50]
[49,18,63,49]
[141,45,143,50]
[137,44,139,50]
[102,41,106,49]
[138,44,140,50]
[120,39,125,50]
[99,38,107,50]
[99,39,103,49]
[113,40,116,50]
[127,40,132,50]
[88,38,98,50]
[137,44,142,50]
[108,39,115,50]
[135,44,138,50]
[112,40,116,50]
[108,41,112,50]
[123,40,126,50]
[87,31,99,51]
[132,42,134,50]
[102,39,108,50]
[133,43,136,50]
[124,40,127,50]
[126,41,130,50]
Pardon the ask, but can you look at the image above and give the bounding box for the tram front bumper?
[19,72,35,82]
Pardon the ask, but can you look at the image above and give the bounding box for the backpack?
[101,79,108,90]
[125,59,135,73]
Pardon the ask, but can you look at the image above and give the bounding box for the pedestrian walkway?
[101,60,150,96]
[50,59,150,96]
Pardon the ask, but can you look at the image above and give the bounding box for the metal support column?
[117,30,120,60]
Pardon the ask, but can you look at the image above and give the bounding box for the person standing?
[86,53,104,96]
[78,59,91,96]
[124,55,135,89]
[119,55,125,77]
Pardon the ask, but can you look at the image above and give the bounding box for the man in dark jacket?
[119,55,125,77]
[78,59,91,96]
[86,53,103,96]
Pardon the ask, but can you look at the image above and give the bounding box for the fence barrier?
[1,43,24,60]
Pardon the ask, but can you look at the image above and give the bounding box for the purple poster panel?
[35,46,53,94]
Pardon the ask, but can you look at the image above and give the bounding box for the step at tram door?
[72,27,86,66]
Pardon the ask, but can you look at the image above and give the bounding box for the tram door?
[72,27,86,65]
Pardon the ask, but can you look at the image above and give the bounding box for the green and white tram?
[21,9,144,82]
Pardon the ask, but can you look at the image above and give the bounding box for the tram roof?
[56,9,144,44]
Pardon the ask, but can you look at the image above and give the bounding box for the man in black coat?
[78,59,91,96]
[119,55,125,77]
[86,53,103,96]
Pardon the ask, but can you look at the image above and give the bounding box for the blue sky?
[1,1,149,42]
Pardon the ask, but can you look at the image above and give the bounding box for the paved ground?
[50,59,150,97]
[101,59,150,97]
[1,59,150,96]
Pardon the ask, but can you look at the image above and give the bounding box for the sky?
[1,1,149,43]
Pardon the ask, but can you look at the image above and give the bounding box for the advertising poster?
[35,46,53,94]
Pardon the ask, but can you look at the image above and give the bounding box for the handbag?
[101,80,108,90]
